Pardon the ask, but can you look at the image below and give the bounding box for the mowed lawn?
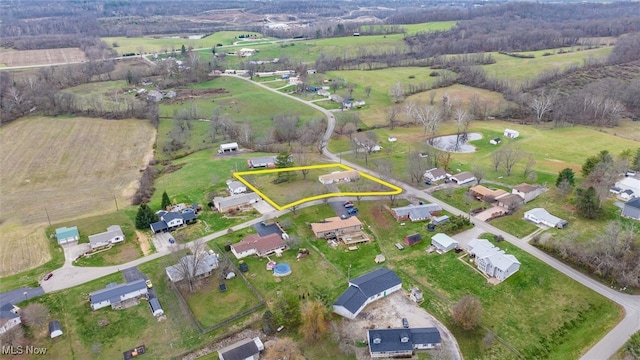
[0,116,155,275]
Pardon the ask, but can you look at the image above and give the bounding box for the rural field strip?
[233,163,402,211]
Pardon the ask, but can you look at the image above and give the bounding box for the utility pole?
[114,194,119,211]
[44,207,51,226]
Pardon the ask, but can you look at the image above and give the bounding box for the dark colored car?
[347,207,358,214]
[43,273,53,281]
[168,237,175,244]
[343,201,353,206]
[402,318,409,328]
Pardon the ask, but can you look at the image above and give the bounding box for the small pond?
[429,132,482,153]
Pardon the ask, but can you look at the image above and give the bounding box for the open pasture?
[0,47,86,67]
[0,116,155,275]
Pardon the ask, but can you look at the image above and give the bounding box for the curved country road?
[36,74,638,360]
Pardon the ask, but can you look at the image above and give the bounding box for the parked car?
[344,203,355,208]
[145,279,153,288]
[347,207,358,214]
[626,170,637,177]
[43,273,53,281]
[424,180,432,185]
[168,237,175,244]
[343,200,353,206]
[402,318,409,328]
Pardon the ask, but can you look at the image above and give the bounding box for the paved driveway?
[151,232,173,253]
[62,241,91,264]
[253,222,283,237]
[328,200,351,218]
[122,266,156,298]
[0,287,44,306]
[253,200,275,214]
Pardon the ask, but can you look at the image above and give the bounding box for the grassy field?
[0,116,155,275]
[60,80,135,112]
[102,31,264,55]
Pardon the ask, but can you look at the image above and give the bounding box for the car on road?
[343,200,353,206]
[168,237,175,244]
[344,203,355,209]
[43,273,53,281]
[347,207,358,214]
[145,279,153,288]
[402,318,409,328]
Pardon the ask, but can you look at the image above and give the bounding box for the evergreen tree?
[180,44,187,57]
[556,168,575,187]
[274,150,295,183]
[576,186,602,219]
[262,310,276,336]
[632,148,640,171]
[135,203,157,229]
[161,191,171,210]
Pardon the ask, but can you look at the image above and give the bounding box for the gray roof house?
[150,211,197,233]
[213,192,261,213]
[0,305,21,335]
[450,172,476,185]
[89,279,148,311]
[423,168,448,182]
[368,328,441,358]
[165,252,220,283]
[89,225,125,250]
[227,180,247,194]
[333,267,402,320]
[621,198,640,220]
[391,204,442,222]
[524,208,568,229]
[218,337,264,360]
[246,156,276,168]
[468,239,520,281]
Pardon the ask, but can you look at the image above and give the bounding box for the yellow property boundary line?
[233,163,403,211]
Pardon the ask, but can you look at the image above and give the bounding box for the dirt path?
[135,230,152,256]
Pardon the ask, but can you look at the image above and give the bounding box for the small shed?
[504,129,520,138]
[404,233,423,246]
[432,215,450,225]
[431,233,458,253]
[49,320,63,338]
[219,142,239,153]
[149,298,164,317]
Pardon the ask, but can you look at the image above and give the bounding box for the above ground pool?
[273,263,292,277]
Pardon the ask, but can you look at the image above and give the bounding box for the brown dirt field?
[0,116,155,275]
[136,230,152,255]
[0,223,50,277]
[0,48,86,67]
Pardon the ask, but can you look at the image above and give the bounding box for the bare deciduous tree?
[529,89,557,122]
[169,238,210,293]
[264,337,305,360]
[387,105,401,130]
[390,81,404,103]
[299,299,329,343]
[21,303,49,327]
[452,295,482,330]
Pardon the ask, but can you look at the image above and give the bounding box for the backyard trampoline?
[273,263,292,277]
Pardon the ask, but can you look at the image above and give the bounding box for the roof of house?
[89,225,124,248]
[622,189,635,195]
[220,142,238,149]
[525,208,565,225]
[616,177,640,190]
[161,211,183,223]
[55,226,79,239]
[149,298,162,312]
[165,252,219,282]
[452,172,475,182]
[228,181,246,191]
[470,185,507,198]
[89,279,147,305]
[468,239,519,270]
[0,303,17,312]
[625,198,640,209]
[497,193,524,204]
[513,183,538,193]
[181,211,196,222]
[248,156,276,165]
[218,337,261,360]
[214,192,261,209]
[49,320,62,333]
[150,221,168,232]
[0,310,19,320]
[431,233,457,248]
[392,204,441,220]
[425,168,447,178]
[232,233,285,254]
[368,328,441,353]
[334,268,401,314]
[310,216,362,234]
[319,170,360,182]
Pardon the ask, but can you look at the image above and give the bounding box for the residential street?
[22,74,639,360]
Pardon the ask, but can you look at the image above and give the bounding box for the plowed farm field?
[0,48,86,67]
[0,116,155,275]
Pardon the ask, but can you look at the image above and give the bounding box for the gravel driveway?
[337,291,462,360]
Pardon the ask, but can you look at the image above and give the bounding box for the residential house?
[227,180,247,194]
[512,183,545,203]
[524,208,568,229]
[432,215,450,226]
[330,94,344,104]
[310,216,363,238]
[246,156,276,168]
[89,280,148,310]
[149,298,164,317]
[218,337,264,360]
[404,233,422,246]
[616,177,640,195]
[504,129,520,138]
[150,210,197,233]
[430,233,458,253]
[238,48,256,57]
[468,239,521,281]
[450,172,476,185]
[212,192,261,213]
[318,170,360,185]
[0,303,21,335]
[621,198,640,220]
[333,267,402,319]
[165,251,220,283]
[49,320,63,338]
[88,225,125,250]
[231,233,287,259]
[55,226,79,245]
[317,89,331,97]
[367,328,441,358]
[495,194,525,210]
[620,189,636,201]
[469,185,507,201]
[423,168,448,182]
[218,142,239,153]
[391,204,442,222]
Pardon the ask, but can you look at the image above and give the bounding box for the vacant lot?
[0,48,86,67]
[0,116,155,275]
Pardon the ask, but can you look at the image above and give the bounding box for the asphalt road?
[20,73,639,360]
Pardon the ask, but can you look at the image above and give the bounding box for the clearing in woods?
[0,116,155,275]
[0,48,86,67]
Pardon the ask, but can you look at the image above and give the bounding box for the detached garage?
[431,233,458,253]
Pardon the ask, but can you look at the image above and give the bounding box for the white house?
[430,233,458,253]
[615,177,640,197]
[165,252,220,283]
[524,208,568,228]
[218,337,264,360]
[504,129,520,138]
[368,328,441,358]
[89,280,148,310]
[333,267,402,319]
[468,239,520,281]
[212,192,261,213]
[227,180,247,194]
[450,172,477,185]
[512,183,544,203]
[0,304,21,335]
[424,168,448,182]
[318,170,360,185]
[88,225,125,250]
[230,233,287,259]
